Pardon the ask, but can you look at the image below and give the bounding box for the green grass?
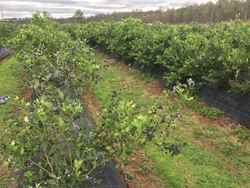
[0,58,23,122]
[0,57,23,187]
[92,52,250,188]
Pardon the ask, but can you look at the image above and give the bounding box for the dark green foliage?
[80,18,250,94]
[0,22,17,48]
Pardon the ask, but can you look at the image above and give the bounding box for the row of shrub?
[77,18,250,94]
[1,15,176,187]
[3,14,103,187]
[0,22,17,48]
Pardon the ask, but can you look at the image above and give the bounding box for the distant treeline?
[2,0,250,24]
[86,0,250,23]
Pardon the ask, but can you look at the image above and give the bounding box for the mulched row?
[80,113,127,188]
[201,87,250,128]
[0,48,10,62]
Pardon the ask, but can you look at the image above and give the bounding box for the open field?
[0,15,250,187]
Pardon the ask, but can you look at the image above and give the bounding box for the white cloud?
[0,0,214,19]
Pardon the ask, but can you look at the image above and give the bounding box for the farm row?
[0,15,176,187]
[72,18,250,94]
[1,15,250,187]
[3,15,101,187]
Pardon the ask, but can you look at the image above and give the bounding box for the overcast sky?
[0,0,214,19]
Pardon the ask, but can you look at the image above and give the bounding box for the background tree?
[74,9,84,19]
[87,0,250,24]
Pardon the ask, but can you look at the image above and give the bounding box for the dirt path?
[0,58,8,65]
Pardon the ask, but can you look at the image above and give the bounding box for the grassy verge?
[0,58,23,121]
[90,52,250,188]
[0,57,23,187]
